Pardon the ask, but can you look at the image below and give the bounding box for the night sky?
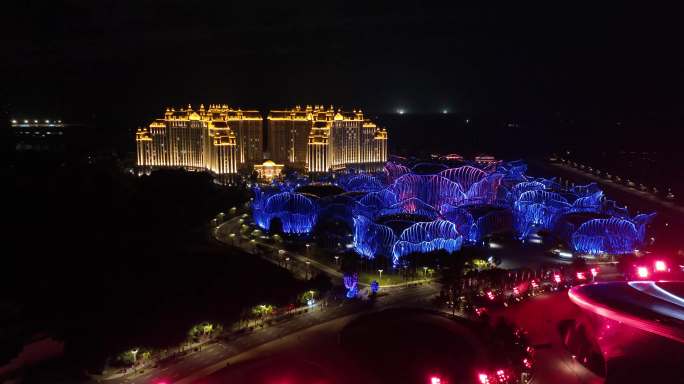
[4,2,684,132]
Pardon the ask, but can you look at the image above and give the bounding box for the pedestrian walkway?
[551,162,684,215]
[213,217,435,288]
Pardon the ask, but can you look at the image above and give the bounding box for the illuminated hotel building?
[267,105,322,166]
[268,105,388,173]
[135,104,262,176]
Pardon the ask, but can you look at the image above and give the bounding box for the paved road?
[99,283,439,384]
[549,162,684,215]
[569,281,684,343]
[214,217,341,281]
[494,292,604,384]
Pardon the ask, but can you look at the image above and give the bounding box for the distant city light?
[655,260,667,272]
[576,272,586,280]
[11,120,17,123]
[442,109,448,114]
[397,109,405,115]
[554,274,562,283]
[478,373,489,384]
[430,375,442,384]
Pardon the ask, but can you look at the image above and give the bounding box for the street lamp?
[423,266,428,278]
[378,269,383,285]
[334,255,339,265]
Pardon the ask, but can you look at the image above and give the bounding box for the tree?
[269,217,284,235]
[571,256,588,272]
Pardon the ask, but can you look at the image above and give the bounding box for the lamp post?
[423,266,428,278]
[378,269,383,286]
[334,255,339,266]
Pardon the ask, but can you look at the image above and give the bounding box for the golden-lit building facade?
[307,121,331,172]
[135,104,262,175]
[267,105,331,166]
[205,121,238,174]
[268,105,388,173]
[202,104,263,164]
[254,160,284,181]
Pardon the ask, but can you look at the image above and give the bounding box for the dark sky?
[3,2,684,130]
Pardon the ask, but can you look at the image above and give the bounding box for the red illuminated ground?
[568,281,684,343]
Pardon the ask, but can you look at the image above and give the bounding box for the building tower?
[306,121,331,173]
[135,105,261,177]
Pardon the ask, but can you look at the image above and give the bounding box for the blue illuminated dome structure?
[252,186,318,234]
[392,220,463,265]
[347,162,522,265]
[251,158,655,263]
[571,215,655,255]
[510,176,655,254]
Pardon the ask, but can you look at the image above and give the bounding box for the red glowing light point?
[554,274,561,283]
[655,260,667,272]
[576,272,586,280]
[590,267,598,277]
[523,357,532,368]
[430,376,442,384]
[637,266,649,278]
[478,373,489,384]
